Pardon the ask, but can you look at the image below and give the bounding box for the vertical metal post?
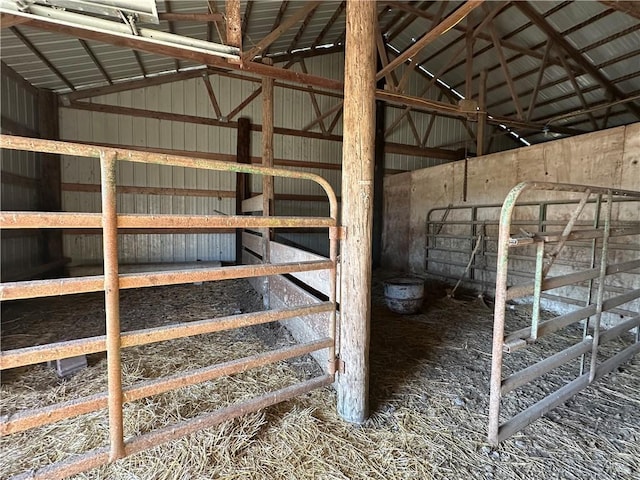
[581,194,602,375]
[589,190,612,382]
[100,150,125,461]
[530,241,545,341]
[488,183,528,445]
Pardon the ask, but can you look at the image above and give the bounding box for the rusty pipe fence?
[488,181,640,445]
[0,134,340,479]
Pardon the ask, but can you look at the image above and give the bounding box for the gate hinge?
[330,357,345,374]
[330,226,346,240]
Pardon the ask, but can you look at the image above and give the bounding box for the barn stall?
[1,1,640,479]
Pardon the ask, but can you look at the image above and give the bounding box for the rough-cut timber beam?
[207,1,226,44]
[243,2,320,61]
[9,26,76,91]
[202,73,222,119]
[599,1,640,20]
[526,40,552,121]
[377,0,484,81]
[516,1,640,120]
[226,0,242,49]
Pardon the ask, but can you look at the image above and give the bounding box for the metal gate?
[488,181,640,445]
[0,135,340,478]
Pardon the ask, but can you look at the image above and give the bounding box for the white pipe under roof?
[0,2,240,59]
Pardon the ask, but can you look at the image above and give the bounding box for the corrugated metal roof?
[0,0,639,145]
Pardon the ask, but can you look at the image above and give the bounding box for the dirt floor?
[1,274,639,479]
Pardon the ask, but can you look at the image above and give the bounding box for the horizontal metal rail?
[0,135,340,478]
[10,374,334,480]
[0,212,336,229]
[0,261,334,300]
[1,302,334,370]
[487,181,640,445]
[2,338,332,436]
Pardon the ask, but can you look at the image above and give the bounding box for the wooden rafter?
[9,26,75,91]
[302,101,342,132]
[555,49,598,130]
[327,107,343,134]
[243,2,320,61]
[132,51,148,78]
[163,1,180,71]
[377,1,484,81]
[240,0,253,47]
[516,1,640,120]
[202,73,222,119]
[310,1,345,49]
[489,23,524,119]
[263,1,290,57]
[298,59,327,134]
[287,4,319,53]
[526,40,553,121]
[387,1,434,42]
[450,6,617,94]
[379,2,411,37]
[78,39,112,85]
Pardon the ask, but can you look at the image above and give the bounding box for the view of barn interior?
[1,1,639,478]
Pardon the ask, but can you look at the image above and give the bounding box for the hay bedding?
[1,275,639,479]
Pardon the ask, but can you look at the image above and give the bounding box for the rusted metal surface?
[0,136,340,478]
[488,181,640,445]
[1,303,334,370]
[0,212,337,229]
[0,135,339,220]
[2,338,332,436]
[99,151,125,461]
[0,260,334,301]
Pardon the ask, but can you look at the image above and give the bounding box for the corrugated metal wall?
[0,70,42,280]
[58,51,506,264]
[59,53,346,263]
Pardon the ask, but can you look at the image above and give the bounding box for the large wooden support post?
[38,89,63,271]
[337,0,377,424]
[477,69,487,156]
[235,117,251,264]
[261,59,274,308]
